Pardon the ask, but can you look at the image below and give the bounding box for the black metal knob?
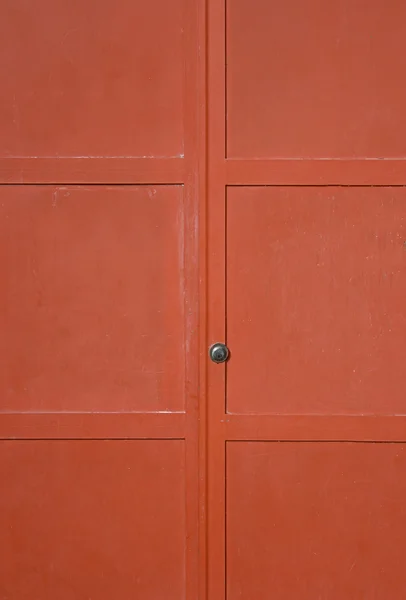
[209,343,229,364]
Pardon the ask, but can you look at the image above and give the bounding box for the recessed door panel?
[0,185,185,413]
[227,186,406,415]
[0,0,184,158]
[227,0,406,158]
[0,440,186,600]
[227,441,406,599]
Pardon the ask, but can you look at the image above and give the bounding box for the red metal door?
[207,0,406,598]
[3,0,406,598]
[0,1,205,598]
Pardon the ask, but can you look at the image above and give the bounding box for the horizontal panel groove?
[226,159,406,186]
[226,439,405,444]
[0,157,185,185]
[225,415,406,442]
[0,412,186,440]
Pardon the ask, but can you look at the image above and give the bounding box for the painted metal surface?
[0,0,184,159]
[0,440,186,599]
[2,0,406,598]
[227,442,406,598]
[227,186,406,416]
[207,0,406,598]
[1,186,186,414]
[0,0,204,598]
[227,0,406,159]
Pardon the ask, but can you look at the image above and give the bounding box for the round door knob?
[209,343,229,364]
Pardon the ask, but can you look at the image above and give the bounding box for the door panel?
[0,0,184,158]
[0,0,203,596]
[0,185,185,413]
[0,440,185,600]
[227,0,406,158]
[227,186,406,415]
[207,0,406,598]
[227,442,406,599]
